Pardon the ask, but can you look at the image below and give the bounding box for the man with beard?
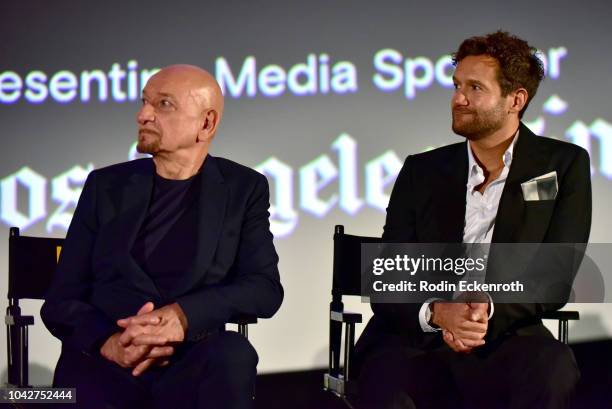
[355,32,591,409]
[41,65,283,409]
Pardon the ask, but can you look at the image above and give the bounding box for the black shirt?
[131,172,201,299]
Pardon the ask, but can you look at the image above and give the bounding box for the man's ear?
[509,88,528,115]
[197,109,219,142]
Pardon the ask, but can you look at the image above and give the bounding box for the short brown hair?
[453,31,545,118]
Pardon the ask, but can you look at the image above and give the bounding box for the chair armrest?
[541,311,579,321]
[5,314,34,326]
[330,310,362,324]
[228,315,258,325]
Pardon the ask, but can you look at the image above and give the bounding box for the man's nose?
[451,90,468,108]
[137,103,155,124]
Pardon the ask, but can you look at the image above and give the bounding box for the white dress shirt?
[419,131,518,332]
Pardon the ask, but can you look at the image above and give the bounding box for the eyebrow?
[141,90,177,100]
[452,76,487,87]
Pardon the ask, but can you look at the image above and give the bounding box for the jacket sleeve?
[176,173,284,341]
[371,156,424,336]
[41,171,118,354]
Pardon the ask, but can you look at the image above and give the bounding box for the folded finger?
[118,331,135,346]
[147,346,174,358]
[443,331,467,353]
[119,326,144,346]
[454,338,475,352]
[121,323,162,346]
[456,336,485,348]
[443,333,461,352]
[137,302,155,315]
[452,338,471,352]
[116,318,133,328]
[132,334,169,346]
[123,315,161,326]
[459,320,487,333]
[456,328,487,341]
[132,358,155,377]
[443,330,453,343]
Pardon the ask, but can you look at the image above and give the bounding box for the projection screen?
[1,0,611,382]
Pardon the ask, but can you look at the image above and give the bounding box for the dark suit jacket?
[357,122,591,355]
[41,155,283,354]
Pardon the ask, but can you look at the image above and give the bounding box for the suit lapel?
[172,155,228,296]
[106,159,161,296]
[434,142,468,242]
[108,162,154,248]
[492,123,549,243]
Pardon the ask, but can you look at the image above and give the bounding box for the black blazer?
[41,155,283,354]
[357,122,591,354]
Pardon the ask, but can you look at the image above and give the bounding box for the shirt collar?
[466,129,519,190]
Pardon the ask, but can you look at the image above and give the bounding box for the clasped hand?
[432,299,489,353]
[100,301,188,376]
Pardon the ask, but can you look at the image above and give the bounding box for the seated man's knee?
[521,340,580,395]
[207,331,259,373]
[154,332,258,408]
[357,350,424,409]
[541,343,580,392]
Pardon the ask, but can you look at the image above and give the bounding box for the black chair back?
[8,227,63,300]
[332,225,381,300]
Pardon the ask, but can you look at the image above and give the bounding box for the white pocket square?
[521,171,558,201]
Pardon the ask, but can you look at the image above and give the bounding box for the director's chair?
[323,224,580,407]
[5,226,256,388]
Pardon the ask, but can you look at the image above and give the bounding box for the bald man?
[41,65,284,409]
